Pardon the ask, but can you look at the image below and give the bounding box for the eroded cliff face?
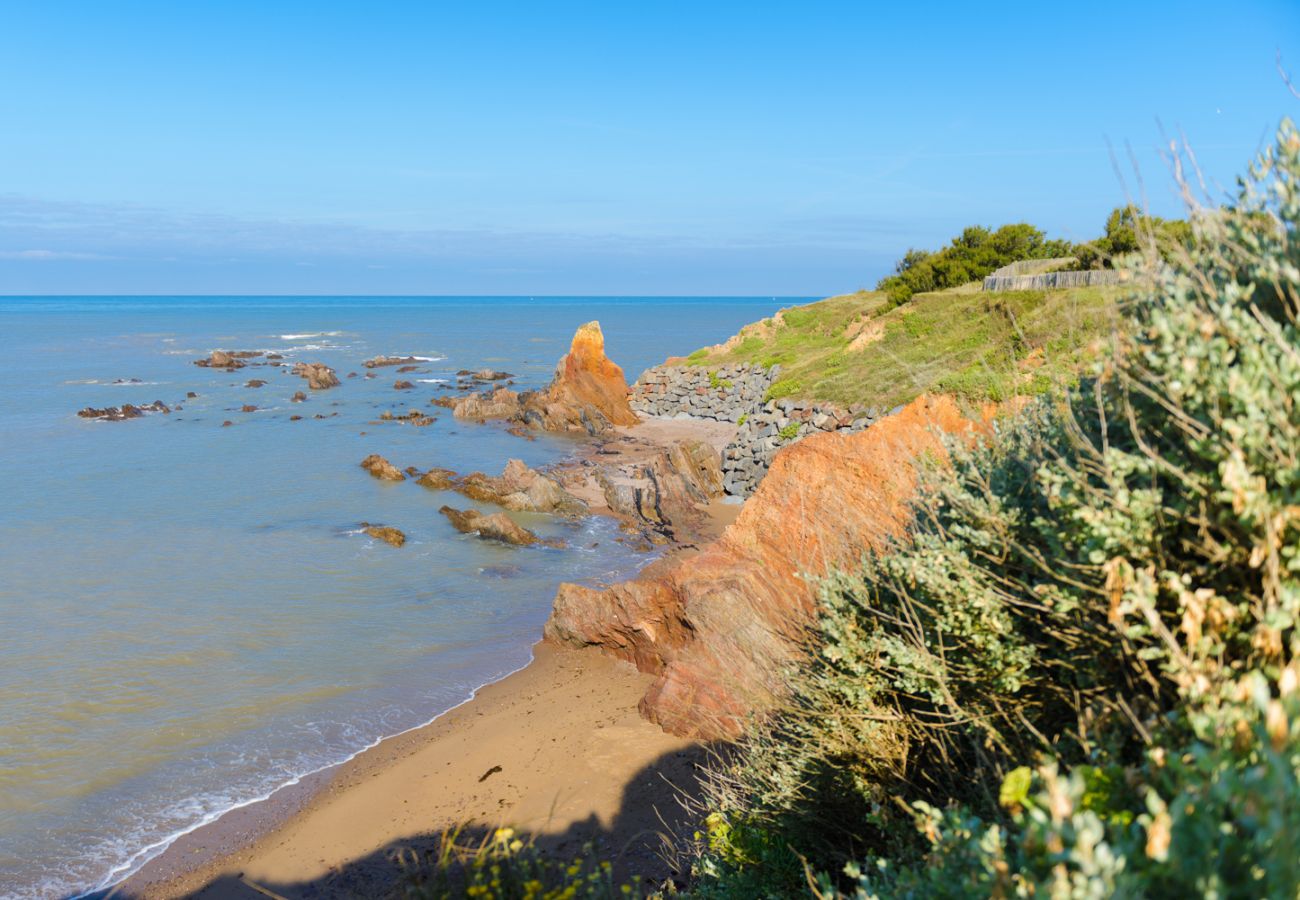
[544,394,986,739]
[453,321,638,434]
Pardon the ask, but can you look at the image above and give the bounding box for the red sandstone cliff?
[544,394,986,739]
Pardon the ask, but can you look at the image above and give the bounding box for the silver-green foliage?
[693,119,1300,898]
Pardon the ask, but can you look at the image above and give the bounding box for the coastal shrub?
[688,118,1300,897]
[1073,204,1193,270]
[708,370,734,391]
[777,423,800,441]
[875,223,1075,309]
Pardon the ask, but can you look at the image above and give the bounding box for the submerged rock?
[291,391,307,403]
[360,454,406,481]
[245,379,267,388]
[393,380,414,390]
[292,362,340,390]
[361,523,406,547]
[439,505,560,547]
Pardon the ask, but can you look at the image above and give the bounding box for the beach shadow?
[107,742,717,900]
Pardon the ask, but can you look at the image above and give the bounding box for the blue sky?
[1,1,1297,295]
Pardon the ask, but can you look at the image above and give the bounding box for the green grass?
[685,284,1121,408]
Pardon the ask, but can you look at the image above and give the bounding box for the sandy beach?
[115,642,710,899]
[110,417,740,899]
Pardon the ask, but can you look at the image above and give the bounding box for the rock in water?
[416,467,458,490]
[439,505,562,547]
[291,362,340,390]
[77,400,170,421]
[361,524,406,547]
[450,321,638,434]
[363,355,425,368]
[360,454,406,481]
[457,459,587,515]
[393,380,414,390]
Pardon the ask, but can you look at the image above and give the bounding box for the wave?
[416,378,449,384]
[278,331,343,340]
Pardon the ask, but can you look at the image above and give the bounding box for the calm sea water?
[0,296,794,899]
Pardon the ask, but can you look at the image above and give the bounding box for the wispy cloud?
[0,248,116,261]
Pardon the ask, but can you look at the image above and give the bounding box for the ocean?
[0,295,794,898]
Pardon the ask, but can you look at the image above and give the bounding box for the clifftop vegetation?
[684,284,1118,409]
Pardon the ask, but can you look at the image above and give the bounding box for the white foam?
[416,378,449,384]
[278,331,342,340]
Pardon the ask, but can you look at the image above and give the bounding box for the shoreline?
[113,642,710,899]
[103,415,738,899]
[85,651,541,899]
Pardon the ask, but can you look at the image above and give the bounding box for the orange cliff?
[543,394,987,739]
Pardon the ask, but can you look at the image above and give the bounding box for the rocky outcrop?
[415,467,458,490]
[472,369,514,381]
[439,506,560,547]
[453,387,523,420]
[360,454,406,481]
[194,350,261,369]
[457,459,587,516]
[245,379,267,388]
[364,356,424,368]
[593,439,724,540]
[451,322,638,435]
[77,401,170,421]
[362,524,406,547]
[544,395,986,739]
[377,409,436,426]
[292,362,340,390]
[393,380,414,390]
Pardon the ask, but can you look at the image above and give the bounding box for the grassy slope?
[684,284,1121,408]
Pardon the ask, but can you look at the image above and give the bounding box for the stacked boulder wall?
[544,394,985,739]
[453,321,638,434]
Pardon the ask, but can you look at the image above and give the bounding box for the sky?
[1,0,1297,296]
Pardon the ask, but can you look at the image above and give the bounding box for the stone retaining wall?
[630,362,902,498]
[721,399,895,497]
[629,363,777,422]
